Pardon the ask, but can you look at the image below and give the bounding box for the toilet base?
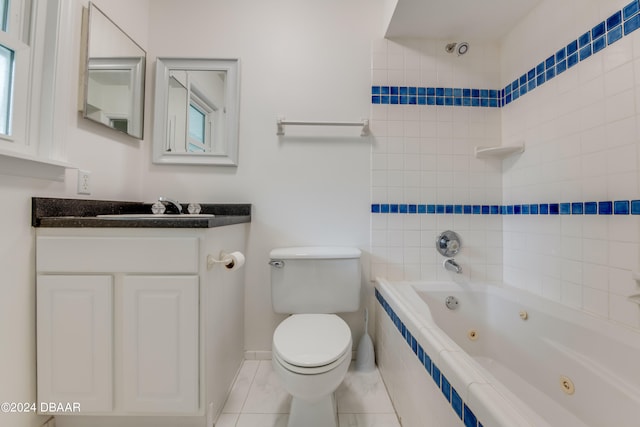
[287,393,337,427]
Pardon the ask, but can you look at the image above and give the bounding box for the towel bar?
[276,118,369,137]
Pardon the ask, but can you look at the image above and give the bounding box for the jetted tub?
[374,278,640,427]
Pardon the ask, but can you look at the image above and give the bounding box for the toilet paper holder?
[206,251,245,270]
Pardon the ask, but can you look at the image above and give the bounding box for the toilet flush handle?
[269,260,285,268]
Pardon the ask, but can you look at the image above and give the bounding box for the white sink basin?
[97,214,215,219]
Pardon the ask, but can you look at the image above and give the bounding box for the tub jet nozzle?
[445,296,459,310]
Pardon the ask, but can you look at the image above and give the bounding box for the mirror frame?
[153,58,240,166]
[82,2,146,139]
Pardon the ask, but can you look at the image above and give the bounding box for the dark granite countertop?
[32,197,251,228]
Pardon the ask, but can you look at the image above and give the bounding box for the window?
[0,0,30,150]
[0,0,9,31]
[187,93,215,153]
[0,0,12,137]
[0,0,74,180]
[0,44,13,135]
[188,103,206,152]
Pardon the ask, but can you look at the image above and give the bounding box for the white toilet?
[269,247,361,427]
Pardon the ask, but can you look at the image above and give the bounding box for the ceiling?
[385,0,542,41]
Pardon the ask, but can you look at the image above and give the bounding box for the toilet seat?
[273,314,351,374]
[273,345,351,375]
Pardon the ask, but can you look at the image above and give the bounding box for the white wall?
[0,2,149,426]
[1,3,382,421]
[145,0,382,353]
[501,0,640,329]
[69,0,149,199]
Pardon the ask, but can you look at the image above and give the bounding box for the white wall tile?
[605,61,635,96]
[583,287,609,317]
[371,0,640,332]
[583,262,609,291]
[609,294,640,329]
[499,0,640,329]
[608,267,638,296]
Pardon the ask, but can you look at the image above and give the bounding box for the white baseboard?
[244,350,272,360]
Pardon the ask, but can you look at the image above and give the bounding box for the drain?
[445,296,459,310]
[559,376,575,395]
[467,329,478,341]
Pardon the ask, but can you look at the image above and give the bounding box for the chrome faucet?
[158,196,182,214]
[443,258,462,274]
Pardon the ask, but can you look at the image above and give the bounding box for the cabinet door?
[37,275,113,413]
[121,275,199,413]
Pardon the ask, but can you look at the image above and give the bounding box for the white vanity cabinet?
[120,275,199,413]
[35,225,247,427]
[37,275,114,412]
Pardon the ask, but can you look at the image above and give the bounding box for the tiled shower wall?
[501,0,640,329]
[370,39,505,282]
[371,0,640,330]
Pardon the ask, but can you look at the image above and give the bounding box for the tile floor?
[216,360,401,427]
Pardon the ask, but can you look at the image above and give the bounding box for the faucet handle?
[188,203,202,214]
[151,201,166,214]
[447,239,459,252]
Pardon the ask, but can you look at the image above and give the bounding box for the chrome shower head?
[456,42,469,56]
[445,42,470,56]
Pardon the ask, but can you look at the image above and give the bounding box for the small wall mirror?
[82,2,146,139]
[153,58,240,166]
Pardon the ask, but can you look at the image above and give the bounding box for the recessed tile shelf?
[474,144,525,159]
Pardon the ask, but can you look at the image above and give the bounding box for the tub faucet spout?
[443,258,462,274]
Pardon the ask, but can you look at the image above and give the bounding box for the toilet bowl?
[272,314,352,427]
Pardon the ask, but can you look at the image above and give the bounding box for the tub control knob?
[436,230,462,257]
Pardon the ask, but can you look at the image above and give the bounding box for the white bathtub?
[374,278,640,427]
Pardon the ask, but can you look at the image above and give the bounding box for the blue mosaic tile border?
[371,86,500,107]
[372,1,640,108]
[375,288,483,427]
[503,0,640,106]
[371,199,640,216]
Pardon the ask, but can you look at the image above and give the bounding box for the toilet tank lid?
[270,246,361,260]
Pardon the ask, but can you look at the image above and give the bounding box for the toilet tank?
[270,247,361,314]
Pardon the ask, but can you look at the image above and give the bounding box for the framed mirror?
[153,58,240,166]
[82,2,146,139]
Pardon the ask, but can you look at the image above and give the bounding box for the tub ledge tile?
[439,350,490,402]
[467,383,542,427]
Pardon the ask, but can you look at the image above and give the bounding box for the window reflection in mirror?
[153,58,239,166]
[82,2,146,139]
[166,70,226,154]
